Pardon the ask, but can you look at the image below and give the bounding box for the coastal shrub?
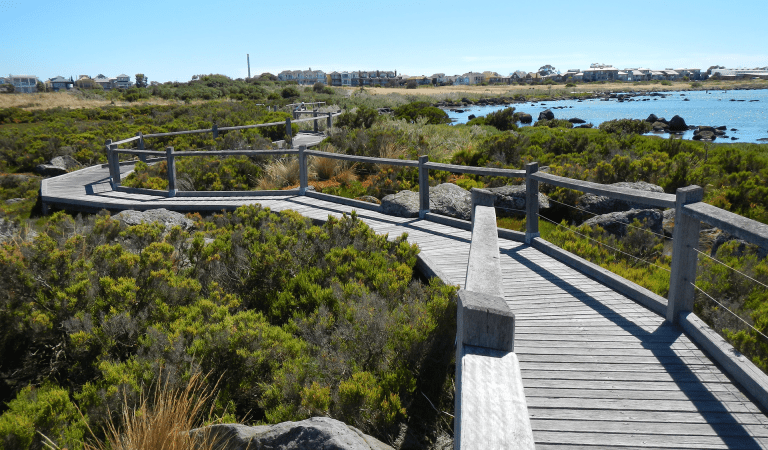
[484,107,520,131]
[336,106,379,129]
[533,119,573,129]
[599,118,653,135]
[281,86,300,98]
[394,102,450,125]
[0,207,457,447]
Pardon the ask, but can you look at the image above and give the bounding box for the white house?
[5,74,39,93]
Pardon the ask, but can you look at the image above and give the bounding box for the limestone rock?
[113,208,194,230]
[429,183,471,220]
[50,155,81,171]
[582,209,663,237]
[487,185,550,217]
[380,190,420,218]
[577,181,665,215]
[191,417,394,450]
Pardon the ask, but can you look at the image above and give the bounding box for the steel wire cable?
[537,214,672,273]
[691,283,768,343]
[693,248,768,292]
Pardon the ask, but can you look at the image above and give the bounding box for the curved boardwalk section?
[42,163,768,449]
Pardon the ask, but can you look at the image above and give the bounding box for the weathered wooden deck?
[41,162,768,449]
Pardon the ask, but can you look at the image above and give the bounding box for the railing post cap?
[525,162,539,173]
[676,185,703,202]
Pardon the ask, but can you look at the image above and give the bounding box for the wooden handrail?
[532,172,677,208]
[304,149,419,167]
[425,162,525,178]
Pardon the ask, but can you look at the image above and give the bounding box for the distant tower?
[247,54,251,78]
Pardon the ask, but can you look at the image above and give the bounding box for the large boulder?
[191,417,394,450]
[113,208,195,230]
[668,115,687,132]
[645,113,659,123]
[538,109,555,121]
[487,185,550,217]
[429,183,471,220]
[569,117,586,124]
[380,190,420,218]
[34,155,81,176]
[582,209,663,237]
[577,181,665,215]
[518,113,533,124]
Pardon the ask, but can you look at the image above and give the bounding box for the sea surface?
[446,89,768,144]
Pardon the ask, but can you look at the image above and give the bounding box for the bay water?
[446,89,768,144]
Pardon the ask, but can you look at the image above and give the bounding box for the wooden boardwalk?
[41,162,768,449]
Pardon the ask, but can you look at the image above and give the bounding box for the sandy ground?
[346,80,768,97]
[0,91,184,110]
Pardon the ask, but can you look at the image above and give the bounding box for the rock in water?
[538,109,554,121]
[380,190,420,218]
[191,417,394,450]
[668,115,687,132]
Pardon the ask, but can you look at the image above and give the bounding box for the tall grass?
[81,372,222,450]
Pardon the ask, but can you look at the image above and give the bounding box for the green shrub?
[0,383,88,450]
[281,87,300,98]
[484,107,519,131]
[599,119,653,135]
[336,106,379,129]
[394,102,449,125]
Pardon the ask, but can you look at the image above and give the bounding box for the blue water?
[446,89,768,144]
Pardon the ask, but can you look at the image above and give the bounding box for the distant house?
[455,72,484,85]
[430,73,446,85]
[582,64,619,82]
[45,76,74,91]
[114,74,132,89]
[663,70,680,81]
[93,74,112,90]
[75,75,97,89]
[483,71,504,84]
[5,74,40,93]
[279,69,327,85]
[509,70,528,82]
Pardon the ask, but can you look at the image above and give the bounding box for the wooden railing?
[103,134,768,411]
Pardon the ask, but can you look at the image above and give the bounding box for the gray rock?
[582,209,663,237]
[50,155,81,171]
[518,113,533,124]
[34,164,68,176]
[645,113,659,123]
[538,109,554,121]
[577,181,665,215]
[487,185,550,217]
[668,115,687,132]
[113,208,194,230]
[429,183,471,220]
[380,190,420,218]
[652,121,669,131]
[568,117,586,124]
[191,417,394,450]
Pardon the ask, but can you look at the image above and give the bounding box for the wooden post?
[419,155,429,218]
[212,123,218,139]
[110,143,121,187]
[299,145,308,194]
[166,146,177,197]
[667,185,704,324]
[470,188,496,224]
[525,162,540,244]
[327,112,332,130]
[105,139,115,184]
[313,109,319,133]
[285,118,293,149]
[136,132,146,163]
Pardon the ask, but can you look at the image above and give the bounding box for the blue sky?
[3,0,766,83]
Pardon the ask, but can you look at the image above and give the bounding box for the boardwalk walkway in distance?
[41,161,768,449]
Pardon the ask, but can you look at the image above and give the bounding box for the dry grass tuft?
[258,157,318,189]
[82,371,221,450]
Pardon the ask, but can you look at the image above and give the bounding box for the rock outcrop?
[380,190,420,218]
[190,417,394,450]
[428,183,471,220]
[487,185,550,216]
[113,208,195,230]
[34,155,81,176]
[582,209,663,237]
[577,181,665,215]
[668,115,688,132]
